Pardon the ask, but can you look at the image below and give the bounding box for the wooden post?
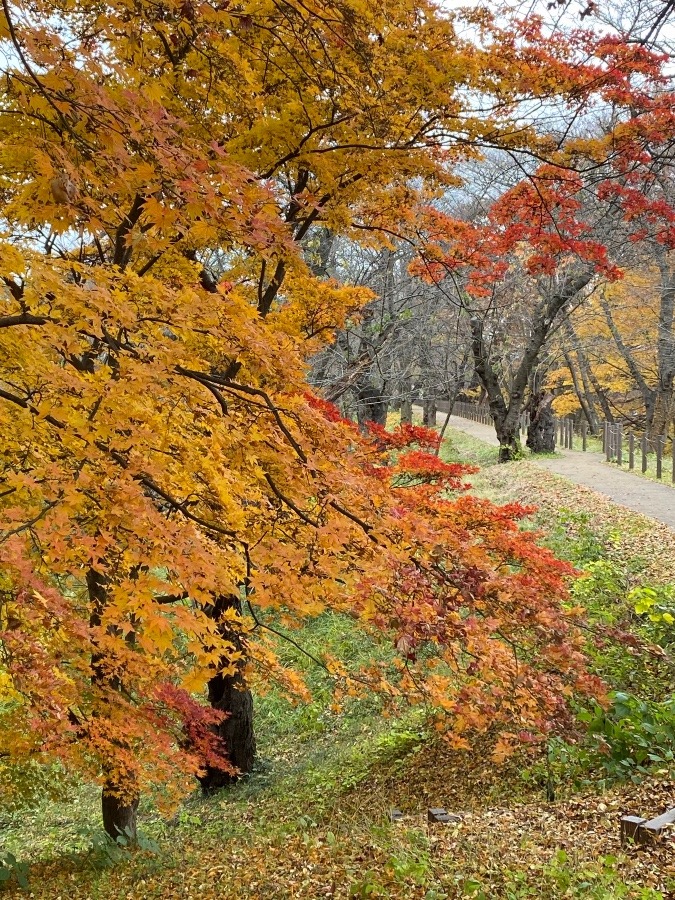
[629,432,634,470]
[606,424,612,461]
[569,419,573,450]
[671,435,675,484]
[582,420,587,451]
[617,425,622,466]
[642,434,648,473]
[657,435,664,479]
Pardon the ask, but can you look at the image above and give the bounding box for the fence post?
[617,424,623,466]
[657,435,664,479]
[642,434,648,473]
[569,419,574,450]
[605,424,611,461]
[629,432,634,470]
[672,436,675,484]
[581,420,587,452]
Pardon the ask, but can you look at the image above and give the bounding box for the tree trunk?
[469,271,594,463]
[87,568,141,843]
[650,388,674,440]
[200,595,256,792]
[562,348,598,434]
[356,382,388,428]
[494,419,521,462]
[102,783,139,844]
[200,671,255,791]
[526,391,556,454]
[652,250,675,441]
[562,319,600,433]
[422,396,437,426]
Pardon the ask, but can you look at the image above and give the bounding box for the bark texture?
[102,786,139,843]
[526,391,556,453]
[200,594,256,792]
[356,382,388,427]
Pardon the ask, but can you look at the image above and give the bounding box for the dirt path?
[436,413,675,532]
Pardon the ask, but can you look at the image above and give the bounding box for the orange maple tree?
[0,0,645,840]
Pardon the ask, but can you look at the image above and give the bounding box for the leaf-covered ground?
[2,427,674,899]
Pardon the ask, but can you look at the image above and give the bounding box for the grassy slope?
[2,428,675,899]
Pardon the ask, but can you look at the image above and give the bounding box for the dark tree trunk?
[650,384,674,440]
[356,382,388,428]
[200,595,256,792]
[494,419,521,462]
[652,250,675,440]
[562,348,598,434]
[526,391,556,454]
[102,784,139,843]
[87,568,141,843]
[200,671,255,791]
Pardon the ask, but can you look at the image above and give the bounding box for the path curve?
[433,412,675,532]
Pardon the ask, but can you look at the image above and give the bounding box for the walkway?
[436,413,675,532]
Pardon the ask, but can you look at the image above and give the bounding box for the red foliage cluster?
[366,421,441,451]
[154,683,233,776]
[303,392,353,425]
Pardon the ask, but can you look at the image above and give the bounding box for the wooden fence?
[602,422,675,483]
[443,401,675,484]
[438,400,532,438]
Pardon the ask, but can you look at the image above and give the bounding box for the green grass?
[440,428,501,469]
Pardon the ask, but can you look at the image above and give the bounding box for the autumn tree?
[0,0,662,839]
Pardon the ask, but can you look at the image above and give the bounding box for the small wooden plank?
[621,809,675,845]
[428,807,448,823]
[620,815,646,844]
[427,807,462,825]
[642,807,675,840]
